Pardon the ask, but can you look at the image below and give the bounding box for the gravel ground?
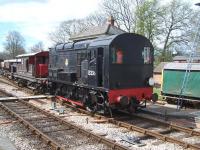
[0,80,196,150]
[0,80,50,150]
[1,102,110,150]
[0,82,29,97]
[63,113,184,149]
[0,110,51,150]
[29,99,185,150]
[0,91,9,97]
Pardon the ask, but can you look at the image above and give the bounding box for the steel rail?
[107,118,200,149]
[55,98,200,149]
[0,100,129,150]
[58,98,200,137]
[0,95,48,102]
[130,112,200,136]
[0,103,64,150]
[19,100,129,150]
[0,76,34,94]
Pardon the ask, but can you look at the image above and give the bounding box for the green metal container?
[162,63,200,99]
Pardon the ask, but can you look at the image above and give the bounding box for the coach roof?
[16,51,48,58]
[4,59,21,63]
[164,62,200,71]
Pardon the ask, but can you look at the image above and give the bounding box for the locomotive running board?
[0,95,48,102]
[56,96,84,107]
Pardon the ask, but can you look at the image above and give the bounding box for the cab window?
[112,47,123,64]
[142,47,151,64]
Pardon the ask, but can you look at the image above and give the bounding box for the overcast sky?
[0,0,101,52]
[0,0,199,52]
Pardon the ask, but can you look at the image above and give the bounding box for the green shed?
[162,63,200,100]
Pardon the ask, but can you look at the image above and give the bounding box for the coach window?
[112,47,123,64]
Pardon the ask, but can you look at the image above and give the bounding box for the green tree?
[135,0,160,43]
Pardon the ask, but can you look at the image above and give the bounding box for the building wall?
[154,73,162,87]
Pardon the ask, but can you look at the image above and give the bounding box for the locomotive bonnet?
[49,33,155,113]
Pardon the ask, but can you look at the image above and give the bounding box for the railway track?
[0,99,128,150]
[56,97,200,150]
[0,90,52,150]
[0,109,52,150]
[1,77,200,149]
[0,76,34,95]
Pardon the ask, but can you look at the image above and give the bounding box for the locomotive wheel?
[152,93,158,103]
[103,100,112,117]
[128,106,136,114]
[55,88,60,96]
[128,98,139,113]
[17,80,24,87]
[83,95,89,106]
[60,86,73,99]
[39,85,46,94]
[86,92,112,116]
[33,89,39,95]
[66,87,73,98]
[166,98,176,104]
[60,86,67,97]
[49,83,57,95]
[17,82,22,87]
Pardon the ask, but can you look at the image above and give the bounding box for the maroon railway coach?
[13,51,49,93]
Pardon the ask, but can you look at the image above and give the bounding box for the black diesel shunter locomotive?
[48,33,155,114]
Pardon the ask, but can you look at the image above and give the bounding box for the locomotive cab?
[108,34,154,108]
[88,33,154,109]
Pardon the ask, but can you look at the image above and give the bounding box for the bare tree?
[49,0,137,43]
[0,51,9,60]
[101,0,136,32]
[49,19,87,43]
[186,10,200,52]
[84,11,107,27]
[49,13,106,44]
[158,0,193,61]
[30,41,44,52]
[3,31,25,59]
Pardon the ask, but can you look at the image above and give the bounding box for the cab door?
[88,49,97,86]
[88,47,104,87]
[97,47,104,87]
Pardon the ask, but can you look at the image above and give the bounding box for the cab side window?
[142,47,151,64]
[111,47,123,64]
